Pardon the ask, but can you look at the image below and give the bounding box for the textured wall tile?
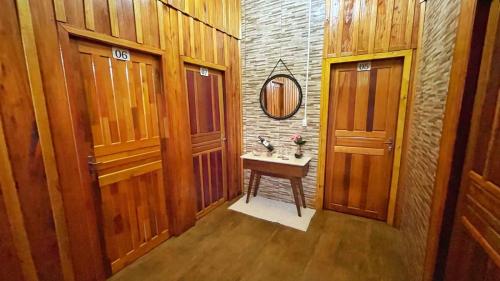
[398,0,462,279]
[241,0,325,206]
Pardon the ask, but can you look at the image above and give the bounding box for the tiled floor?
[109,202,408,281]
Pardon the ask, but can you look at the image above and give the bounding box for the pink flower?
[291,133,301,142]
[291,133,306,145]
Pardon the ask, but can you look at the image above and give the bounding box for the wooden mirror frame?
[259,74,303,120]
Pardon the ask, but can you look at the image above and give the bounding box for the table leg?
[297,178,306,208]
[253,173,261,197]
[289,178,302,217]
[246,171,255,203]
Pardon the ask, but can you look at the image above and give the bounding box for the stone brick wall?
[241,0,324,205]
[398,0,462,279]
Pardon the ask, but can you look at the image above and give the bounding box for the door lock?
[384,138,394,152]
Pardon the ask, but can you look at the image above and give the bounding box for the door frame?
[315,50,413,225]
[422,0,497,279]
[180,56,229,218]
[57,23,171,276]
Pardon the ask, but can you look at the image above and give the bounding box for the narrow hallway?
[110,203,407,281]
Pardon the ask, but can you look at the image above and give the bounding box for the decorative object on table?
[291,133,306,159]
[280,148,290,160]
[251,143,262,156]
[257,136,274,152]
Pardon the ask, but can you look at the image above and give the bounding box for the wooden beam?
[181,56,227,71]
[60,23,164,55]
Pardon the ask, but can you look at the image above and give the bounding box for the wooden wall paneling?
[163,6,197,234]
[91,0,112,35]
[194,20,203,60]
[27,1,109,280]
[116,0,137,42]
[53,0,67,22]
[133,0,144,43]
[139,0,160,47]
[189,17,197,57]
[410,0,421,48]
[213,28,218,64]
[0,119,36,281]
[224,37,243,199]
[108,0,120,37]
[357,0,373,54]
[186,0,195,17]
[200,0,208,23]
[10,0,242,278]
[205,26,214,63]
[181,14,191,57]
[62,0,85,28]
[0,4,39,280]
[374,0,395,52]
[216,30,225,66]
[84,0,95,30]
[13,1,76,280]
[340,0,357,56]
[325,0,419,58]
[158,0,166,50]
[367,0,379,53]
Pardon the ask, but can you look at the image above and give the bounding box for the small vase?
[295,145,303,159]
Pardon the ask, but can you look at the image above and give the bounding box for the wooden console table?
[241,152,312,217]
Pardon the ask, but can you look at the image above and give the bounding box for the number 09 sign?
[112,47,130,61]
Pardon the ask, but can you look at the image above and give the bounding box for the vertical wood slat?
[404,0,417,49]
[326,0,419,57]
[133,0,143,43]
[157,0,166,50]
[336,0,345,57]
[367,0,379,53]
[0,119,39,281]
[53,0,67,22]
[351,0,361,55]
[3,0,241,278]
[84,0,95,30]
[381,0,394,51]
[177,11,185,55]
[14,0,75,280]
[108,0,120,37]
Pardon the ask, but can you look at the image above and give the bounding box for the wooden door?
[266,80,284,116]
[74,40,169,273]
[185,65,227,217]
[324,58,403,220]
[444,2,499,279]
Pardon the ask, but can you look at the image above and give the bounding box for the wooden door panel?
[185,65,227,217]
[100,169,168,270]
[75,40,169,273]
[324,58,403,220]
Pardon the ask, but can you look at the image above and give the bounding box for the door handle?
[87,155,101,171]
[384,138,394,152]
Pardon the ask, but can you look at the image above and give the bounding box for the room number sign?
[112,47,130,61]
[200,67,209,76]
[357,61,371,71]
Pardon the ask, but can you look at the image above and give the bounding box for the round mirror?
[260,74,303,120]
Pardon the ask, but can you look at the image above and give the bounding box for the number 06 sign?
[112,47,130,61]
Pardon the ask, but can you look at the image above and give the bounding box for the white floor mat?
[228,195,316,232]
